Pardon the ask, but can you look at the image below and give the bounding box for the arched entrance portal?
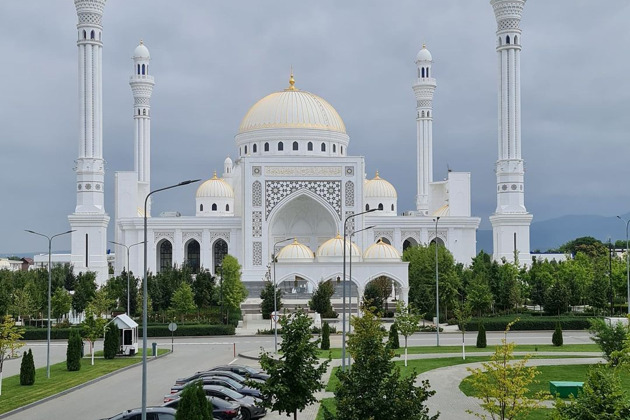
[363,276,395,315]
[157,239,172,273]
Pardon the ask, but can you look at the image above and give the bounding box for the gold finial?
[375,170,380,179]
[293,238,299,244]
[288,66,296,90]
[212,170,218,179]
[422,43,426,49]
[140,39,144,45]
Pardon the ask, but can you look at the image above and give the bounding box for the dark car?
[165,385,265,420]
[162,395,243,420]
[170,376,262,399]
[101,406,177,420]
[207,365,270,381]
[174,370,262,386]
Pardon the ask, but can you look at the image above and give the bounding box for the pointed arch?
[184,239,201,273]
[157,239,172,273]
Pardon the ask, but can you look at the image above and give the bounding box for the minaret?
[130,41,155,214]
[412,45,436,216]
[489,0,532,264]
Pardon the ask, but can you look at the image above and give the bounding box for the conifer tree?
[388,323,400,349]
[19,349,35,385]
[552,323,563,347]
[321,321,331,350]
[104,322,120,359]
[66,328,82,371]
[175,380,212,420]
[476,322,487,348]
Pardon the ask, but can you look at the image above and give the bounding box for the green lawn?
[0,349,168,415]
[317,343,599,359]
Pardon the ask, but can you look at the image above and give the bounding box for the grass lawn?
[317,343,599,359]
[315,398,336,420]
[0,348,168,415]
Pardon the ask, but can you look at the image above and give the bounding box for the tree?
[192,269,215,309]
[82,308,106,366]
[175,380,213,420]
[51,287,73,322]
[10,288,36,321]
[388,323,400,349]
[589,318,628,365]
[90,287,115,317]
[454,301,472,359]
[20,348,35,386]
[0,315,25,395]
[72,272,97,313]
[476,322,487,348]
[362,277,392,315]
[551,365,630,420]
[253,309,329,420]
[465,321,543,420]
[66,328,82,372]
[544,280,570,315]
[221,255,247,324]
[321,321,331,350]
[104,322,119,359]
[325,309,438,420]
[394,300,421,366]
[309,279,336,318]
[466,275,494,316]
[260,280,282,321]
[170,282,196,322]
[552,323,563,347]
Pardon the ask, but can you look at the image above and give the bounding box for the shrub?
[388,323,400,349]
[552,323,563,347]
[176,380,213,420]
[467,316,591,331]
[589,318,628,365]
[66,329,82,371]
[19,349,35,385]
[321,322,331,350]
[476,322,487,348]
[104,322,120,359]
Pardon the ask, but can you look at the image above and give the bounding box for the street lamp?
[142,179,200,420]
[25,228,74,379]
[109,240,144,315]
[433,216,440,347]
[342,208,378,371]
[272,237,294,354]
[617,216,630,315]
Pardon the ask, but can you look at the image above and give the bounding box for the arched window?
[421,68,425,78]
[341,146,343,155]
[200,204,203,211]
[90,30,95,39]
[366,204,370,211]
[499,37,502,46]
[264,142,269,152]
[213,239,228,270]
[137,64,140,75]
[307,142,313,151]
[514,35,518,45]
[427,67,430,77]
[212,203,217,211]
[141,64,145,75]
[278,142,284,151]
[83,30,86,39]
[226,204,230,211]
[506,35,510,44]
[380,237,391,245]
[333,144,336,153]
[293,141,298,151]
[421,111,425,118]
[321,143,326,152]
[430,237,445,247]
[391,204,395,211]
[403,237,418,251]
[253,144,257,153]
[244,145,248,155]
[185,240,201,273]
[143,109,146,116]
[378,203,384,210]
[427,111,430,117]
[158,240,172,272]
[138,109,141,115]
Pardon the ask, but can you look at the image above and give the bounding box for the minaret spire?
[412,44,436,216]
[489,0,532,263]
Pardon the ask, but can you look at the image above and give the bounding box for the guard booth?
[112,314,139,356]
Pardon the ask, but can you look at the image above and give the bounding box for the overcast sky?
[1,1,629,255]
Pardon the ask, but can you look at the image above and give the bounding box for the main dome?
[238,75,346,135]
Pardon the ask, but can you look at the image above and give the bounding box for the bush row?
[466,317,594,331]
[22,324,234,340]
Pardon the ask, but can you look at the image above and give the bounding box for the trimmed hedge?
[23,323,234,340]
[466,316,593,331]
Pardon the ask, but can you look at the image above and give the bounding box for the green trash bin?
[152,342,157,357]
[550,381,583,398]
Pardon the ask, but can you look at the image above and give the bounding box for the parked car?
[162,395,243,420]
[100,406,177,420]
[207,365,270,381]
[174,370,262,386]
[164,385,266,420]
[170,376,262,399]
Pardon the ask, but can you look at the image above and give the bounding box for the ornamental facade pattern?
[265,180,341,220]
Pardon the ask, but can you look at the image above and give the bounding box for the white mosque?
[68,0,532,300]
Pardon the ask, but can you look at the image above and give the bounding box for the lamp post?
[433,216,440,347]
[215,263,224,324]
[25,229,74,379]
[617,216,630,315]
[342,208,378,371]
[142,179,199,420]
[109,240,144,315]
[272,237,294,354]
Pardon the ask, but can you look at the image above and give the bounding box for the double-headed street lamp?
[25,228,74,379]
[142,179,200,420]
[617,216,630,315]
[433,216,440,347]
[272,237,294,354]
[342,208,378,371]
[109,240,144,315]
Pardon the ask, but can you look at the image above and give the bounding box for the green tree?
[90,287,115,317]
[103,322,119,359]
[388,323,400,350]
[66,328,82,372]
[10,287,36,321]
[253,309,329,420]
[260,280,282,321]
[19,348,35,386]
[465,321,543,420]
[454,301,472,359]
[551,365,630,420]
[544,280,570,315]
[466,275,493,316]
[326,309,438,420]
[321,321,331,351]
[589,318,628,365]
[309,279,336,318]
[0,315,25,395]
[476,322,487,348]
[362,281,384,314]
[51,287,73,322]
[175,378,213,420]
[170,282,196,322]
[192,269,216,309]
[72,272,97,313]
[394,300,421,366]
[82,308,106,366]
[221,255,247,325]
[552,323,563,347]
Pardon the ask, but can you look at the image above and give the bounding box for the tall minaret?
[412,45,436,216]
[130,41,155,213]
[68,0,110,284]
[489,0,532,264]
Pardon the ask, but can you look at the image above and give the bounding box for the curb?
[0,351,170,419]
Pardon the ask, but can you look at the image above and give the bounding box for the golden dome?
[238,75,346,134]
[196,171,234,198]
[364,171,397,198]
[276,239,314,262]
[316,233,361,258]
[363,239,401,260]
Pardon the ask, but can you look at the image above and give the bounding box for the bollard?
[152,342,157,358]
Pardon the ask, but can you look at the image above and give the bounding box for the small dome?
[276,239,314,262]
[316,233,361,258]
[365,171,397,198]
[224,156,233,167]
[415,44,432,63]
[196,172,234,198]
[363,239,401,260]
[134,41,150,59]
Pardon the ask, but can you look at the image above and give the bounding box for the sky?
[1,1,629,255]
